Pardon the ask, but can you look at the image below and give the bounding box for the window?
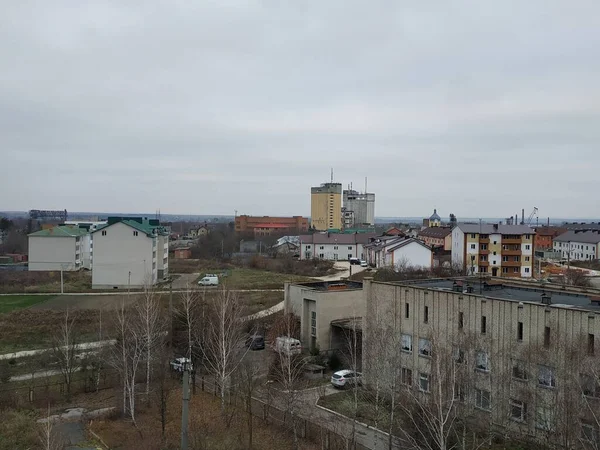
[458,312,464,329]
[581,374,600,398]
[347,254,352,259]
[493,251,497,255]
[535,405,554,431]
[493,240,497,245]
[589,334,595,355]
[512,359,528,380]
[310,311,316,337]
[513,256,520,262]
[544,326,550,348]
[513,267,519,273]
[502,256,509,262]
[524,267,530,273]
[525,256,530,262]
[101,230,107,236]
[348,246,352,250]
[538,365,556,388]
[475,351,489,372]
[319,246,324,250]
[581,421,600,443]
[401,334,413,353]
[419,373,430,392]
[453,347,466,364]
[133,231,138,236]
[475,389,491,411]
[480,255,488,262]
[306,245,311,249]
[418,338,431,357]
[319,253,324,258]
[480,244,488,250]
[401,368,412,386]
[517,322,523,341]
[525,245,531,250]
[424,306,429,324]
[471,234,476,238]
[510,399,527,422]
[405,303,410,319]
[333,245,338,250]
[470,244,476,249]
[481,316,487,334]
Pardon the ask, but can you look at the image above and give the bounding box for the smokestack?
[521,209,525,225]
[365,176,367,195]
[547,217,550,227]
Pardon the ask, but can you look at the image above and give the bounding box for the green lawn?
[197,268,316,290]
[0,295,55,314]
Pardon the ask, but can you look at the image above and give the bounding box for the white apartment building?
[28,226,90,271]
[554,230,600,261]
[91,217,169,289]
[364,236,433,269]
[299,232,376,261]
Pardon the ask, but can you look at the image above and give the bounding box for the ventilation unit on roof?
[541,293,552,306]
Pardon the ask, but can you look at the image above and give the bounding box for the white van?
[274,337,302,355]
[198,276,219,286]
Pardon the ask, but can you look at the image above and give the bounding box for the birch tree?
[136,284,164,402]
[179,283,202,392]
[201,288,247,415]
[51,308,79,400]
[37,407,65,450]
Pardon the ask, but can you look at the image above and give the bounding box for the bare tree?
[237,357,263,449]
[179,283,203,393]
[201,287,248,415]
[135,284,164,403]
[51,308,79,400]
[154,346,174,442]
[37,407,65,450]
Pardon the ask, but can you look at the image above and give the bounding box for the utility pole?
[180,364,190,450]
[60,265,64,294]
[128,271,131,297]
[169,279,174,351]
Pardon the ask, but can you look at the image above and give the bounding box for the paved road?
[315,261,369,281]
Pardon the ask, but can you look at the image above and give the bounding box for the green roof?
[93,218,168,237]
[29,226,89,238]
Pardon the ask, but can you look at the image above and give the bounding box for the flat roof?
[296,280,363,292]
[396,278,600,311]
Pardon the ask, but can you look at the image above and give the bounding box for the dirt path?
[315,261,367,281]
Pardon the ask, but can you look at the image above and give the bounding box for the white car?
[331,370,362,388]
[170,357,193,372]
[360,260,368,267]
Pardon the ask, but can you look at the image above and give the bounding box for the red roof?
[254,223,293,228]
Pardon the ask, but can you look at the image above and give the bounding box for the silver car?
[331,370,362,388]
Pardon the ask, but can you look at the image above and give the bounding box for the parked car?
[360,260,368,267]
[170,357,193,372]
[331,370,362,389]
[198,276,219,286]
[245,334,265,350]
[274,337,301,355]
[349,258,360,265]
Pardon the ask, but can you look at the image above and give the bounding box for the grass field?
[0,295,55,313]
[200,268,315,290]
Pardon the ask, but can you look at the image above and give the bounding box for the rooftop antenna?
[365,176,367,194]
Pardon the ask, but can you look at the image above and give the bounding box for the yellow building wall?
[311,192,341,230]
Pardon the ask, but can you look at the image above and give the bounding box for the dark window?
[544,327,550,348]
[589,334,595,355]
[424,306,429,324]
[458,312,464,329]
[405,303,410,319]
[517,322,523,341]
[481,316,487,334]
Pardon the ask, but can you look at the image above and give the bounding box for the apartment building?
[342,189,375,228]
[234,215,309,235]
[91,217,169,289]
[311,182,342,231]
[28,226,90,271]
[532,226,567,250]
[299,232,375,261]
[554,230,600,261]
[418,226,452,250]
[364,236,433,269]
[452,223,535,278]
[363,277,600,449]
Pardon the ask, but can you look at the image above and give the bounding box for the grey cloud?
[1,1,599,218]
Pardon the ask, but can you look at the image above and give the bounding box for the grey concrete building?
[343,189,375,228]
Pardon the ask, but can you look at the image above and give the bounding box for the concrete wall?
[285,283,364,351]
[302,243,364,261]
[451,228,465,268]
[389,242,432,269]
[157,234,169,279]
[92,222,157,289]
[28,236,77,271]
[554,240,599,261]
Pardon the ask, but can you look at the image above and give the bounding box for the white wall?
[28,236,77,271]
[157,234,169,279]
[389,242,432,269]
[80,234,92,270]
[92,222,157,288]
[451,228,465,268]
[554,241,598,261]
[301,243,364,261]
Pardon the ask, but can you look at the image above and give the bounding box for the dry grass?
[91,387,320,450]
[0,271,92,294]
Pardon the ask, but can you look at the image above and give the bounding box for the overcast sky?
[1,1,599,219]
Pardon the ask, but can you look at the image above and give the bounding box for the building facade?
[234,215,309,234]
[363,277,600,449]
[452,224,535,278]
[418,226,452,250]
[311,182,342,231]
[91,217,169,289]
[533,226,567,250]
[364,236,433,269]
[28,226,90,271]
[342,189,375,228]
[299,232,375,261]
[285,280,364,352]
[554,230,600,261]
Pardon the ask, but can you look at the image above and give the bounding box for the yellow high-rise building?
[310,183,342,231]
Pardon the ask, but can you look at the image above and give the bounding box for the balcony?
[479,238,490,244]
[502,261,521,267]
[502,238,522,245]
[479,261,489,267]
[503,250,522,256]
[479,249,490,255]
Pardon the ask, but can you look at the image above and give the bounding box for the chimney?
[521,209,525,225]
[493,224,499,231]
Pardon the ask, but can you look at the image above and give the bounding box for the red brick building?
[173,247,192,259]
[533,226,567,250]
[235,215,309,236]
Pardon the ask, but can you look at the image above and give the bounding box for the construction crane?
[526,207,538,226]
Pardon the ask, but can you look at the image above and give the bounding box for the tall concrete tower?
[311,182,342,231]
